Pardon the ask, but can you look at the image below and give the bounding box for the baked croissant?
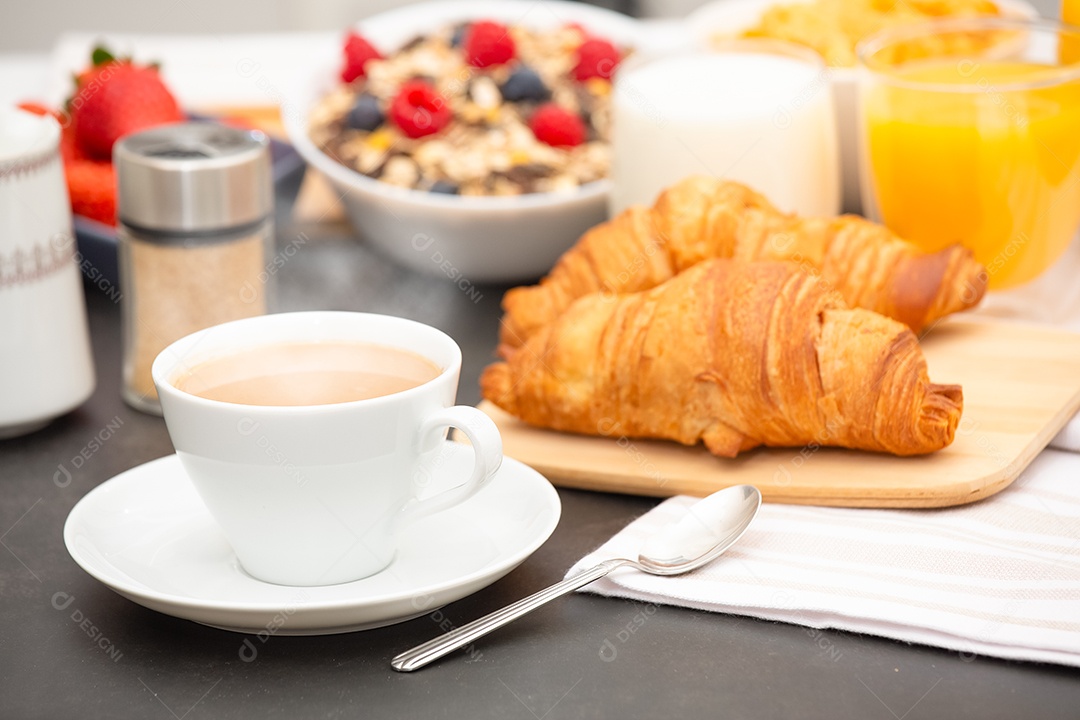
[499,176,986,352]
[483,259,962,457]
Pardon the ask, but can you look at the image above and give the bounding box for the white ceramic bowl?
[284,0,644,283]
[685,0,1038,213]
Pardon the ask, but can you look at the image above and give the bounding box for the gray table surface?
[3,174,1079,720]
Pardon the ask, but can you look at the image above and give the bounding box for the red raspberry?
[464,21,516,68]
[529,104,586,147]
[573,38,621,82]
[341,31,382,83]
[389,80,451,138]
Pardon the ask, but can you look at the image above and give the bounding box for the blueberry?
[429,180,459,195]
[345,93,384,132]
[499,66,551,103]
[450,23,469,48]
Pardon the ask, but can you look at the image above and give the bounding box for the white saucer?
[63,445,561,635]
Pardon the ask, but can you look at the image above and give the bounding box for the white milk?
[610,52,840,216]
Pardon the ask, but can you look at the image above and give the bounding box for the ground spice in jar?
[123,233,268,402]
[115,123,273,414]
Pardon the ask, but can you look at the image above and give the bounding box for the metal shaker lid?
[114,122,272,233]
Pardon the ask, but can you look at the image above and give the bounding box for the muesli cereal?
[308,20,624,196]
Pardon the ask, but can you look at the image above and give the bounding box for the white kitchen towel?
[1052,417,1080,454]
[568,449,1080,667]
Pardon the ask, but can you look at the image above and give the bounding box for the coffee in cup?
[152,312,503,586]
[173,341,441,406]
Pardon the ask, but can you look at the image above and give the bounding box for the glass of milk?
[610,41,840,217]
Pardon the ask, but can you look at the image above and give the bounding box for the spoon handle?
[391,559,626,672]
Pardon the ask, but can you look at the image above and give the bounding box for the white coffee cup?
[0,108,95,438]
[152,311,503,586]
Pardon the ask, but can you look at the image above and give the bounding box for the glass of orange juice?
[858,18,1080,290]
[1065,0,1080,61]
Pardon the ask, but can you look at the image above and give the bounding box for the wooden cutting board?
[476,319,1080,508]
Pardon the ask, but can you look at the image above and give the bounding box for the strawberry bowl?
[284,0,644,283]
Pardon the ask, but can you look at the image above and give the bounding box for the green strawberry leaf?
[91,45,116,66]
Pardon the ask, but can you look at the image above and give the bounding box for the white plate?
[63,446,561,635]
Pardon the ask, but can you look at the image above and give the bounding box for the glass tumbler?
[858,18,1080,290]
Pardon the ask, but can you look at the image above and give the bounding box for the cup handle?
[400,406,503,524]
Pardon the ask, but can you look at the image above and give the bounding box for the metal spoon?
[391,484,762,672]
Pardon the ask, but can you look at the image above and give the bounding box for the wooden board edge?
[478,379,1080,508]
[526,462,1015,508]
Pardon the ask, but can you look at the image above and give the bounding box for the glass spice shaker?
[115,122,273,415]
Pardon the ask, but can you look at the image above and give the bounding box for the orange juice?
[1066,0,1080,26]
[864,59,1080,288]
[1064,0,1080,62]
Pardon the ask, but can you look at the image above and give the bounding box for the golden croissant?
[500,176,986,352]
[483,259,962,457]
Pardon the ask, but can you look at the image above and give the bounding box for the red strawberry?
[70,48,183,159]
[65,160,117,225]
[464,20,516,68]
[341,32,383,83]
[60,123,88,164]
[529,104,586,147]
[573,38,621,82]
[389,80,451,138]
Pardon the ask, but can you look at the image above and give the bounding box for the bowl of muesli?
[285,0,643,283]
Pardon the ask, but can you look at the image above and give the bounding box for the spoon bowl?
[637,484,761,574]
[391,484,762,672]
